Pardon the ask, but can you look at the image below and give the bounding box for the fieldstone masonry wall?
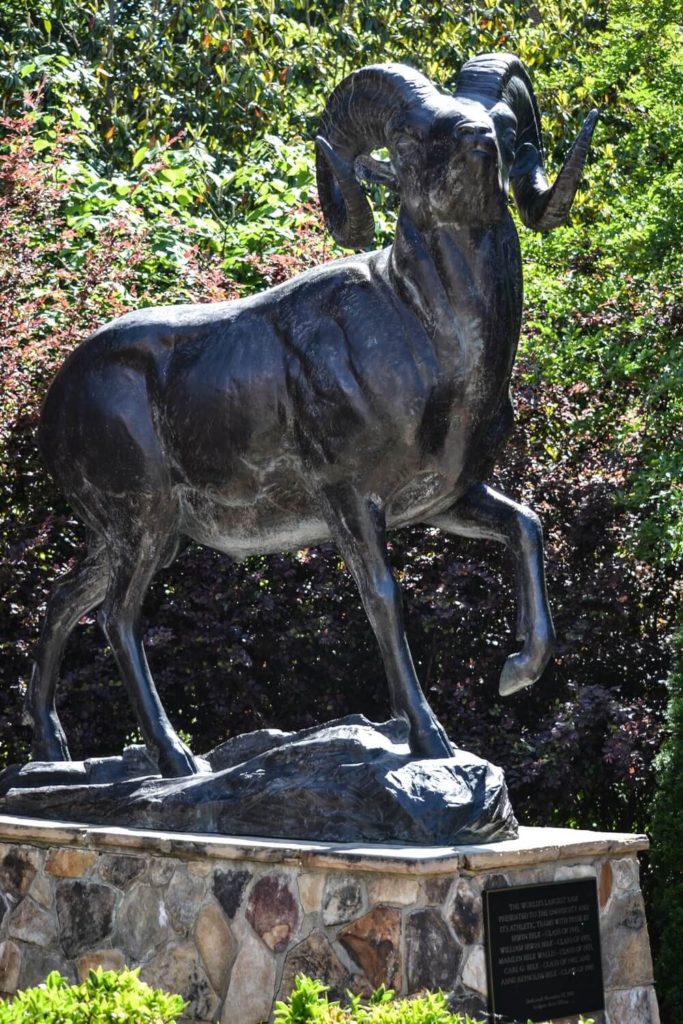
[0,817,659,1024]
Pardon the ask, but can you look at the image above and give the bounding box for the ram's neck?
[388,208,523,372]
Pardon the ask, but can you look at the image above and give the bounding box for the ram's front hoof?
[409,718,455,760]
[499,653,537,697]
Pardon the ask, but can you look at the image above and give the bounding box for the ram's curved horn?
[315,137,375,249]
[454,52,598,231]
[316,63,440,249]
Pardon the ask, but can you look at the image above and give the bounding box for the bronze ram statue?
[26,54,597,777]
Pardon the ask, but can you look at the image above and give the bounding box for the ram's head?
[316,54,598,247]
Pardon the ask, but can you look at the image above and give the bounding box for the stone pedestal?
[0,815,659,1024]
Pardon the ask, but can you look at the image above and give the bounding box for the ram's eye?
[394,137,417,157]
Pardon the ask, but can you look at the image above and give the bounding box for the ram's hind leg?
[429,482,555,695]
[26,542,109,762]
[99,507,198,779]
[322,485,453,759]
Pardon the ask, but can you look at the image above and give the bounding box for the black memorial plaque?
[484,878,604,1022]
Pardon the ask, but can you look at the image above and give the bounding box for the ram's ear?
[353,154,399,189]
[509,142,543,181]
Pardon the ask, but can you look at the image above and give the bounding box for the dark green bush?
[651,627,683,1024]
[0,968,184,1024]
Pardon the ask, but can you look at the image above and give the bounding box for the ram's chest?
[379,218,522,517]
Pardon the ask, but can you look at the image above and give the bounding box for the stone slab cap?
[0,816,648,877]
[457,826,649,871]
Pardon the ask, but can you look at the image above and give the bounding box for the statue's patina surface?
[22,54,597,791]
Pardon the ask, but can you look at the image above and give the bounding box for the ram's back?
[38,247,444,550]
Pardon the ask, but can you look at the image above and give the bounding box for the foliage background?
[1,0,681,1016]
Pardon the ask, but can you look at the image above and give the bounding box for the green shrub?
[273,977,481,1024]
[273,975,596,1024]
[0,968,185,1024]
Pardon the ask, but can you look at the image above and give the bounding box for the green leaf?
[158,166,188,184]
[132,146,150,169]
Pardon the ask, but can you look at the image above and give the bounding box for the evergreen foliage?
[0,968,185,1023]
[273,975,595,1024]
[274,977,481,1023]
[651,627,683,1022]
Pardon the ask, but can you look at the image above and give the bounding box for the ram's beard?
[432,180,508,228]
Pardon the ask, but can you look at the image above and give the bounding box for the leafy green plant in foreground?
[273,975,595,1024]
[274,977,478,1024]
[0,968,185,1024]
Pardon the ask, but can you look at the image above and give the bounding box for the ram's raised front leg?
[321,485,453,759]
[429,482,555,695]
